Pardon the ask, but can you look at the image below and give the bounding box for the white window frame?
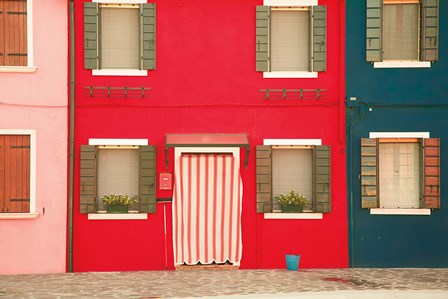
[0,129,37,220]
[0,0,36,73]
[263,138,323,219]
[262,0,318,78]
[368,132,432,216]
[87,138,149,220]
[91,0,148,77]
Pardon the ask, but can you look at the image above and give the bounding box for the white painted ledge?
[0,66,37,73]
[88,213,148,220]
[264,213,323,220]
[370,209,431,216]
[263,71,318,78]
[92,69,148,76]
[0,213,39,220]
[373,61,431,69]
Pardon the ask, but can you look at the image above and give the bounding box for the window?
[366,0,439,65]
[361,137,440,209]
[84,1,156,75]
[0,0,33,68]
[0,134,32,213]
[256,144,331,213]
[80,142,156,214]
[256,1,326,77]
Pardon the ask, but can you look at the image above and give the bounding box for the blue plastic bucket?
[285,254,300,271]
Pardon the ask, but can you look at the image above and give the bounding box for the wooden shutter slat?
[3,0,27,66]
[313,145,331,213]
[139,145,156,213]
[84,2,98,69]
[423,138,440,209]
[80,145,97,213]
[361,138,379,208]
[366,0,382,62]
[0,1,5,65]
[256,145,272,213]
[421,0,439,62]
[141,3,156,70]
[256,6,269,72]
[312,6,326,72]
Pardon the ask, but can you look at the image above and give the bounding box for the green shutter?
[421,0,439,62]
[311,6,326,72]
[84,2,98,69]
[141,3,156,70]
[361,138,379,208]
[313,145,331,213]
[139,145,156,213]
[80,145,97,213]
[366,0,382,62]
[256,6,270,72]
[422,138,440,209]
[256,145,272,213]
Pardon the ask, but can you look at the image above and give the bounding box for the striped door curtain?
[173,154,243,266]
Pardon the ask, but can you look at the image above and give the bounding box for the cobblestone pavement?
[0,268,447,298]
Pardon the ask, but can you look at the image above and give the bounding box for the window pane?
[272,149,312,209]
[383,4,419,61]
[100,7,139,69]
[271,10,309,71]
[97,149,139,210]
[379,143,420,208]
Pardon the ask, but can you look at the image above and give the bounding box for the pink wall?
[0,0,68,274]
[73,0,347,271]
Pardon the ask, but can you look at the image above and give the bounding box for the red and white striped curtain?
[172,154,243,265]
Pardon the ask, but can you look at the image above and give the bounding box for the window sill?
[0,66,37,73]
[92,69,148,76]
[263,71,318,79]
[0,213,40,220]
[88,213,148,220]
[373,61,431,69]
[370,209,431,216]
[264,213,323,220]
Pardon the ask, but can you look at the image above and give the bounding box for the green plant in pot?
[275,189,310,213]
[101,193,137,214]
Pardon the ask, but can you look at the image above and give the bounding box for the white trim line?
[92,69,148,76]
[264,213,323,219]
[374,61,431,69]
[88,213,148,220]
[264,139,322,146]
[93,0,147,3]
[0,213,39,220]
[264,0,318,6]
[263,71,318,79]
[369,132,430,138]
[0,66,37,73]
[89,138,149,146]
[370,209,431,216]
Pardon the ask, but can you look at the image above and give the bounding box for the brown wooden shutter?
[313,145,331,213]
[422,138,440,209]
[141,3,156,70]
[256,6,269,72]
[2,0,27,66]
[256,145,272,213]
[311,6,327,72]
[366,0,382,62]
[80,145,97,213]
[421,0,439,62]
[0,135,30,213]
[361,138,379,208]
[139,145,156,213]
[84,2,98,69]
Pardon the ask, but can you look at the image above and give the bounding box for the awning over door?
[165,134,250,169]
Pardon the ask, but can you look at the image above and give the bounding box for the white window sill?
[0,66,37,73]
[263,71,318,79]
[264,0,317,6]
[0,213,39,220]
[88,213,148,220]
[264,213,323,220]
[373,61,431,69]
[92,69,148,76]
[370,209,431,216]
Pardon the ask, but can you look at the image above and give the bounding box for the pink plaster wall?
[0,0,68,274]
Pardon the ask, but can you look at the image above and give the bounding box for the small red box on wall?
[159,172,173,190]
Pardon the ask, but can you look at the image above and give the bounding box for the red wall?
[73,0,347,271]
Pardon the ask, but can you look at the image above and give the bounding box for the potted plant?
[275,189,310,213]
[101,193,137,214]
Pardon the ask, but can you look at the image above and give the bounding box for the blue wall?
[346,1,448,267]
